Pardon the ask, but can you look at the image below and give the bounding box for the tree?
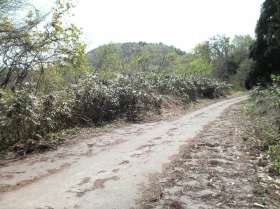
[247,0,280,88]
[94,43,123,74]
[0,0,86,89]
[233,59,254,88]
[193,41,211,64]
[231,35,254,64]
[209,35,235,80]
[207,34,254,83]
[229,35,254,88]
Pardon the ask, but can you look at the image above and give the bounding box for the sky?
[33,0,264,52]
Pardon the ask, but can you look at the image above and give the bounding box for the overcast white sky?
[34,0,264,52]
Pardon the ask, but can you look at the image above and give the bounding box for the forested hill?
[86,36,254,87]
[88,42,185,61]
[87,42,187,74]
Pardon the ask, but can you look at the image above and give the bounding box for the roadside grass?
[246,84,280,176]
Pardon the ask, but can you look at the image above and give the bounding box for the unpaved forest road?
[0,96,247,209]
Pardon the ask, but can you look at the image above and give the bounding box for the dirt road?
[139,102,262,209]
[0,96,247,209]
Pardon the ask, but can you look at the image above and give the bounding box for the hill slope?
[87,42,187,73]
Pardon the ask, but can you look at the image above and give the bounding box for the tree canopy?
[0,0,87,89]
[247,0,280,88]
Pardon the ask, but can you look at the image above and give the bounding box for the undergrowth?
[248,75,280,175]
[0,73,230,155]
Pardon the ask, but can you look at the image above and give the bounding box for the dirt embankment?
[138,103,280,209]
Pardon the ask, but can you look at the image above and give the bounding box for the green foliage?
[247,0,280,88]
[273,156,280,175]
[88,42,214,76]
[208,34,254,83]
[250,75,280,175]
[232,59,254,89]
[88,35,253,88]
[0,0,87,88]
[231,35,254,64]
[269,145,280,174]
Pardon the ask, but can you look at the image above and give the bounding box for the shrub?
[0,73,230,154]
[112,75,161,121]
[40,92,74,133]
[73,76,119,124]
[148,73,230,101]
[0,85,40,151]
[250,75,280,175]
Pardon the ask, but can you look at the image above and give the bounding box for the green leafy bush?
[273,156,280,175]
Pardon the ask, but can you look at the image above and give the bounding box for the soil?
[137,103,280,209]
